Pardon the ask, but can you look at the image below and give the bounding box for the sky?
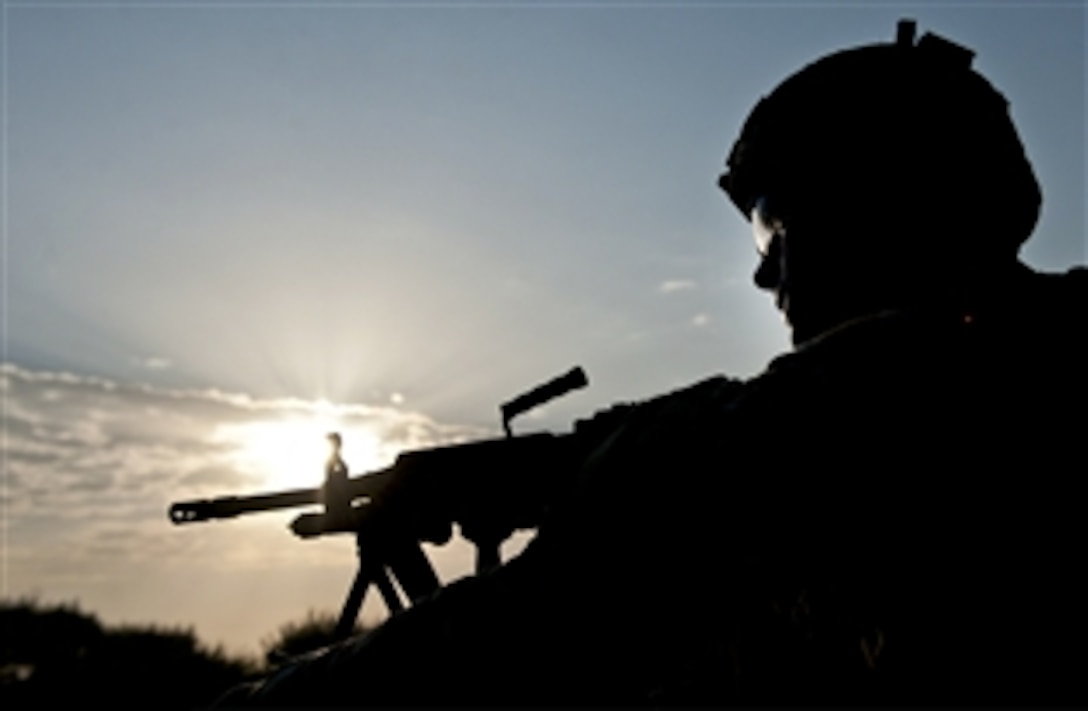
[2,0,1085,657]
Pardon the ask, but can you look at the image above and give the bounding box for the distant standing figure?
[322,432,351,524]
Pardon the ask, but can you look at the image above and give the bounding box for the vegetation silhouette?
[260,609,371,667]
[0,598,373,709]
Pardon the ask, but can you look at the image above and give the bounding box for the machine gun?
[169,367,596,641]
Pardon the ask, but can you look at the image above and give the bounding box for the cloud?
[1,362,485,507]
[1,362,495,650]
[658,279,697,294]
[691,314,711,327]
[130,356,173,370]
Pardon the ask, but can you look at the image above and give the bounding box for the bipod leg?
[475,541,501,575]
[461,523,509,575]
[373,567,404,614]
[335,560,371,641]
[385,542,441,602]
[472,537,504,574]
[334,530,405,640]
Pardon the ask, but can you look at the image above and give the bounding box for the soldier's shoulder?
[1020,264,1088,358]
[1026,264,1088,299]
[1050,265,1088,304]
[735,309,969,425]
[1058,264,1088,282]
[758,311,922,385]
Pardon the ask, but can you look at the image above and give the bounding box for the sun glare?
[215,413,386,491]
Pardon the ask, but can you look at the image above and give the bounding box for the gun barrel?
[169,466,397,524]
[169,487,320,523]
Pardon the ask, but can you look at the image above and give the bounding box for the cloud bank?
[1,363,500,654]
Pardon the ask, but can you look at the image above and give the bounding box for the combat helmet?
[719,20,1042,258]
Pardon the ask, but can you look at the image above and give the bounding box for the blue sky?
[3,1,1085,655]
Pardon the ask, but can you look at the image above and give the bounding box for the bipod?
[291,511,442,641]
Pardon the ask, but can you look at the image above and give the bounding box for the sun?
[214,409,386,491]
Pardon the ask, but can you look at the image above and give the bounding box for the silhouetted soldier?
[218,21,1085,706]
